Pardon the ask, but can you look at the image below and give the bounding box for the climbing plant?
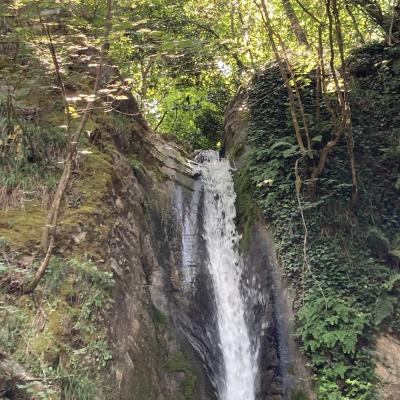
[241,42,400,398]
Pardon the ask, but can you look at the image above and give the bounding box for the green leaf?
[333,363,348,379]
[311,135,323,142]
[373,295,396,325]
[270,140,293,150]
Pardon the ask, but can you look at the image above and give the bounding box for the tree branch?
[24,0,114,293]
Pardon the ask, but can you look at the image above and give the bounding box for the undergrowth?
[240,43,400,399]
[0,252,114,399]
[0,96,67,208]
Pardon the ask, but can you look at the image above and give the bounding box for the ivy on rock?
[241,43,400,399]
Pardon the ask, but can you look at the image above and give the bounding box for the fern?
[373,295,397,325]
[383,273,400,291]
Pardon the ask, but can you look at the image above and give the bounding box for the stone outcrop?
[375,334,400,400]
[101,123,216,399]
[223,91,316,400]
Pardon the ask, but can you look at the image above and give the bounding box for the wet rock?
[224,95,316,399]
[106,149,214,400]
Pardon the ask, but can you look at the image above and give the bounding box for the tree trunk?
[351,0,400,42]
[257,0,307,155]
[281,0,310,48]
[24,0,114,294]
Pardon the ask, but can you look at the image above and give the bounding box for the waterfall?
[196,150,257,400]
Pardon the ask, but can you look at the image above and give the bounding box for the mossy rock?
[290,391,309,400]
[164,352,188,373]
[164,352,197,400]
[29,301,72,363]
[229,142,245,161]
[233,166,258,252]
[0,148,113,251]
[152,305,168,328]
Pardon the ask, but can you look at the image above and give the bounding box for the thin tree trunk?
[24,0,114,294]
[139,58,154,109]
[310,0,358,204]
[257,0,307,155]
[42,22,71,129]
[281,0,310,48]
[332,0,358,204]
[344,3,366,45]
[388,0,400,45]
[154,110,168,131]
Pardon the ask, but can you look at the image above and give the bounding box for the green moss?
[164,352,188,373]
[233,166,258,252]
[28,300,72,364]
[60,148,114,252]
[229,142,245,160]
[152,305,168,328]
[0,149,114,251]
[181,373,197,400]
[164,352,197,400]
[128,156,143,171]
[47,302,71,337]
[69,148,113,208]
[290,391,309,400]
[0,202,45,248]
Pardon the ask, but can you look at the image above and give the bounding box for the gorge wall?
[0,42,313,400]
[223,43,400,400]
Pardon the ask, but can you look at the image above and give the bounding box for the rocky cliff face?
[223,42,400,400]
[81,108,220,399]
[223,92,315,400]
[105,130,211,400]
[0,43,218,399]
[100,91,313,399]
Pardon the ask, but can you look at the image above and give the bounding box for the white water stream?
[198,151,257,400]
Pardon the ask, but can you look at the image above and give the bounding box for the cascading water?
[196,150,258,400]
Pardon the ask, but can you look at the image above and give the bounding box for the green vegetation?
[234,166,258,251]
[0,95,66,208]
[242,43,400,398]
[152,305,168,328]
[291,391,309,400]
[1,0,399,399]
[0,255,114,399]
[164,352,198,400]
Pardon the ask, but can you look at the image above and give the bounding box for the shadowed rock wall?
[224,93,316,400]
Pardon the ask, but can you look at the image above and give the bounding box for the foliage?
[298,296,367,356]
[0,0,392,152]
[0,256,114,399]
[106,0,385,148]
[1,0,399,398]
[0,82,67,207]
[243,43,400,398]
[152,304,168,328]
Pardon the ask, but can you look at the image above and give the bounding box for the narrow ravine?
[196,151,257,400]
